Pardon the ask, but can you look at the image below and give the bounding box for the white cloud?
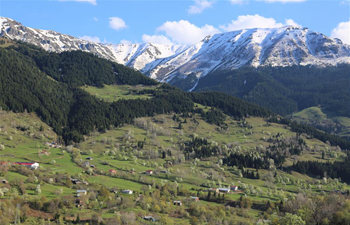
[188,0,214,14]
[285,19,301,27]
[80,35,101,43]
[230,0,245,4]
[109,17,127,31]
[93,17,98,22]
[331,20,350,45]
[220,15,301,31]
[142,34,173,45]
[262,0,306,2]
[220,14,283,31]
[157,20,219,44]
[58,0,97,5]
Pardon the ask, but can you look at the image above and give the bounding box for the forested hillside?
[0,39,270,144]
[194,65,350,117]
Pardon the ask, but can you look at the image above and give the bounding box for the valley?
[0,26,350,224]
[1,102,349,224]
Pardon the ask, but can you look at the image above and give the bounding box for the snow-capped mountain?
[1,16,350,91]
[148,26,350,90]
[0,17,182,71]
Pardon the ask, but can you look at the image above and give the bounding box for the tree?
[279,213,306,225]
[35,185,41,195]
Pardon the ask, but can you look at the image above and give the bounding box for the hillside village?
[1,105,350,224]
[0,37,350,224]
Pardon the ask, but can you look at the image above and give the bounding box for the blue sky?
[1,0,349,45]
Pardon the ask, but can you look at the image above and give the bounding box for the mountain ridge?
[1,16,350,91]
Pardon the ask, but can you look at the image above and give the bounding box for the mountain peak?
[1,17,349,91]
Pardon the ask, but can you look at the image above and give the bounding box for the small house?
[14,162,39,170]
[218,188,230,193]
[111,188,118,194]
[83,161,90,168]
[76,189,87,197]
[145,170,153,175]
[173,200,182,206]
[190,196,199,202]
[121,189,133,194]
[71,179,81,185]
[143,216,156,222]
[75,199,83,207]
[230,185,239,192]
[1,179,8,184]
[30,163,40,170]
[0,161,9,166]
[109,169,117,175]
[40,150,50,156]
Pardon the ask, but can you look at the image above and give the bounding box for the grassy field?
[81,84,159,102]
[291,106,350,138]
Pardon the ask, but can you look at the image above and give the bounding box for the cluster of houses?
[71,178,89,185]
[45,142,62,149]
[206,186,239,194]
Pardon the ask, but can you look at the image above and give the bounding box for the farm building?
[218,188,230,193]
[75,199,83,208]
[145,170,153,175]
[173,200,182,206]
[71,179,81,185]
[109,169,117,175]
[121,189,133,194]
[46,142,62,148]
[143,216,156,222]
[230,186,239,191]
[1,179,8,184]
[190,196,199,201]
[76,190,87,197]
[14,162,40,170]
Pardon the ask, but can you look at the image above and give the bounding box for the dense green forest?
[14,44,157,87]
[194,65,350,117]
[0,40,270,144]
[2,39,350,150]
[288,154,350,183]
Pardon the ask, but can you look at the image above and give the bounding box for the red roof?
[14,162,34,166]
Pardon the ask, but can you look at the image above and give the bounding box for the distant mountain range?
[1,16,350,91]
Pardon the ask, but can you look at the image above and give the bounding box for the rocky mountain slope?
[1,16,350,91]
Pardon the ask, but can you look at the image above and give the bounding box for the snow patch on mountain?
[1,16,350,91]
